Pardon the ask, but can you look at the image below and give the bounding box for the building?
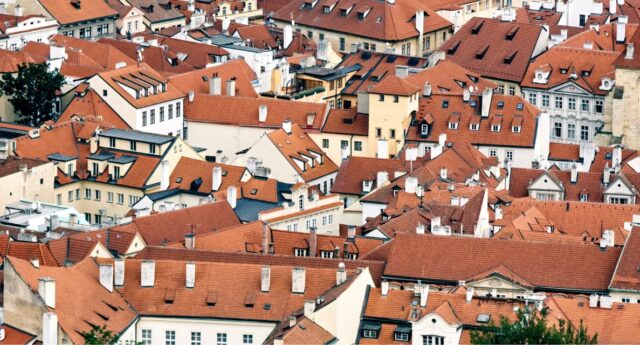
[609,29,640,148]
[123,0,186,32]
[1,200,89,232]
[0,13,58,51]
[271,0,453,56]
[105,0,146,36]
[0,156,55,212]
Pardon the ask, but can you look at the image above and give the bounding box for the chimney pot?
[99,264,114,292]
[336,262,347,286]
[292,267,306,293]
[38,277,56,308]
[140,260,155,287]
[261,266,271,292]
[185,262,196,288]
[114,259,125,286]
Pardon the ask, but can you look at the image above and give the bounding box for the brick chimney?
[309,227,317,257]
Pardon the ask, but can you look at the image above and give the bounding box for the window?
[421,124,429,135]
[449,122,458,130]
[67,191,73,202]
[371,43,377,51]
[130,141,137,151]
[294,248,307,256]
[442,100,449,108]
[150,144,157,154]
[307,30,313,39]
[379,94,385,102]
[328,214,333,224]
[489,149,497,157]
[95,214,102,224]
[496,84,504,94]
[243,334,253,344]
[109,137,116,147]
[568,124,576,140]
[142,111,147,126]
[354,141,362,151]
[322,139,329,148]
[191,331,201,345]
[67,164,74,176]
[141,329,152,345]
[423,335,445,345]
[103,89,108,97]
[491,125,500,132]
[85,213,91,223]
[580,193,588,202]
[129,195,140,206]
[610,197,629,204]
[95,190,101,201]
[150,109,156,124]
[423,36,431,51]
[319,33,325,40]
[299,195,304,211]
[581,99,590,112]
[393,96,399,103]
[506,150,514,161]
[217,333,227,345]
[555,96,563,109]
[508,85,516,96]
[390,129,396,138]
[76,189,81,200]
[320,250,334,258]
[107,192,114,203]
[595,99,603,113]
[176,102,182,117]
[341,140,348,148]
[165,330,176,345]
[528,93,537,105]
[542,94,550,107]
[92,162,99,176]
[554,122,563,138]
[375,127,382,137]
[160,106,165,122]
[537,192,556,201]
[568,97,576,110]
[512,126,521,133]
[581,125,589,141]
[339,37,345,50]
[395,333,410,342]
[168,104,173,119]
[117,193,124,204]
[622,298,631,303]
[56,194,62,205]
[85,188,92,200]
[363,330,378,338]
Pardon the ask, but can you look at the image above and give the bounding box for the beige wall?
[0,161,56,212]
[186,121,272,162]
[611,68,640,149]
[367,91,419,157]
[309,132,369,163]
[232,133,298,183]
[4,261,50,343]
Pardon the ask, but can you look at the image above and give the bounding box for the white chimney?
[604,163,611,185]
[160,160,169,191]
[405,176,418,194]
[348,226,356,239]
[438,133,447,147]
[431,216,441,233]
[283,25,293,49]
[570,163,578,183]
[617,16,628,43]
[463,88,471,102]
[185,232,195,249]
[227,185,237,209]
[377,139,388,159]
[381,280,389,296]
[209,75,222,95]
[306,112,316,127]
[583,41,593,50]
[188,90,195,102]
[261,266,271,292]
[600,295,613,309]
[42,312,58,345]
[282,119,292,134]
[336,262,347,286]
[440,167,448,179]
[140,260,155,287]
[419,284,429,307]
[466,287,474,302]
[99,264,114,293]
[589,294,599,308]
[610,0,617,14]
[303,300,315,316]
[49,45,66,60]
[38,278,55,308]
[377,171,389,187]
[259,105,268,122]
[222,18,231,33]
[226,78,236,96]
[185,262,195,288]
[613,145,622,166]
[14,4,24,17]
[481,88,493,118]
[292,267,306,293]
[114,259,125,286]
[423,83,432,97]
[212,166,222,191]
[416,222,425,234]
[626,43,635,59]
[288,315,297,328]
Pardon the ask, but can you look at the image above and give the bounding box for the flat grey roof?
[47,153,77,162]
[100,128,173,145]
[108,155,137,164]
[88,152,116,161]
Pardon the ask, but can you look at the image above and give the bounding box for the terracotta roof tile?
[168,59,257,97]
[97,38,195,76]
[38,0,117,25]
[321,108,368,136]
[405,60,497,95]
[133,34,228,68]
[169,157,248,194]
[368,75,421,96]
[610,227,640,291]
[332,156,408,195]
[57,86,131,129]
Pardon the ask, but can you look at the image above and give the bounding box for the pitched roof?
[332,156,408,195]
[169,157,248,194]
[272,0,452,41]
[610,227,640,291]
[38,0,118,25]
[266,124,339,182]
[48,35,136,70]
[133,34,229,68]
[380,234,621,292]
[0,235,58,267]
[0,156,49,179]
[321,108,368,136]
[0,49,44,73]
[368,75,421,96]
[57,85,131,129]
[126,0,184,23]
[168,59,258,97]
[184,94,327,130]
[7,257,137,344]
[97,38,195,76]
[440,17,544,82]
[405,59,497,95]
[548,142,581,162]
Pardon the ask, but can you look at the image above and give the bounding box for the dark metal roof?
[47,153,77,162]
[100,128,173,145]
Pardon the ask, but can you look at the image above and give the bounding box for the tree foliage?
[471,306,598,344]
[0,62,65,126]
[81,325,142,345]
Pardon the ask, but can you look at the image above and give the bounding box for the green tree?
[471,306,597,344]
[0,62,65,126]
[81,325,142,345]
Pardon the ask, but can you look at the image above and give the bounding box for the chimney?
[303,300,315,316]
[377,139,388,159]
[309,227,317,257]
[185,232,195,250]
[589,294,599,308]
[347,226,356,239]
[438,133,447,147]
[188,90,195,102]
[259,105,268,122]
[440,167,448,179]
[49,45,66,60]
[185,262,195,288]
[603,163,611,185]
[600,295,613,309]
[306,112,316,127]
[31,258,40,268]
[261,266,271,292]
[466,287,474,302]
[419,284,429,307]
[626,43,635,60]
[38,278,56,309]
[209,75,222,95]
[617,16,628,43]
[481,88,493,118]
[99,264,114,292]
[14,4,24,17]
[336,262,347,286]
[289,315,297,328]
[160,160,169,191]
[262,222,269,255]
[292,267,306,293]
[282,118,292,134]
[613,145,622,166]
[463,88,471,102]
[114,259,125,286]
[69,213,78,225]
[381,280,389,296]
[570,163,578,183]
[140,260,155,287]
[226,185,237,209]
[583,41,593,50]
[610,0,617,14]
[212,166,222,191]
[404,176,418,194]
[283,25,293,49]
[423,82,432,97]
[42,312,58,345]
[416,222,425,234]
[431,216,441,232]
[377,171,389,187]
[226,78,236,96]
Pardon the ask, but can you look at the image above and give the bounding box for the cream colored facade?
[437,0,523,32]
[216,0,262,19]
[309,132,369,164]
[366,91,420,158]
[0,161,56,212]
[610,67,640,149]
[116,7,146,35]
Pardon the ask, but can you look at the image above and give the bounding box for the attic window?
[471,20,484,34]
[322,5,331,13]
[340,8,348,16]
[560,68,568,74]
[516,103,524,110]
[512,126,521,133]
[442,100,449,108]
[497,101,504,109]
[475,45,489,59]
[506,26,519,40]
[477,313,491,323]
[470,100,477,108]
[251,188,258,195]
[582,70,590,77]
[470,123,480,131]
[503,51,517,64]
[175,177,183,183]
[447,41,461,55]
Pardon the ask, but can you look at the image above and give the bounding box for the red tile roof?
[97,38,195,76]
[169,157,248,194]
[38,0,117,25]
[48,35,136,70]
[168,59,258,97]
[332,156,408,195]
[133,34,228,68]
[321,108,368,136]
[368,75,421,96]
[610,227,640,291]
[405,60,497,95]
[548,142,581,161]
[440,17,544,82]
[57,86,131,129]
[379,234,621,292]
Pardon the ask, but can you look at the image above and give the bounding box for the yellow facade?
[366,91,420,158]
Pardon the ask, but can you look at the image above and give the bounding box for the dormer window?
[442,100,449,108]
[114,166,121,179]
[421,124,429,136]
[470,123,479,131]
[323,5,331,13]
[497,101,504,109]
[580,193,588,202]
[512,126,521,133]
[516,103,524,110]
[560,68,568,74]
[294,248,308,256]
[492,125,501,132]
[470,100,477,108]
[362,180,372,192]
[449,122,458,129]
